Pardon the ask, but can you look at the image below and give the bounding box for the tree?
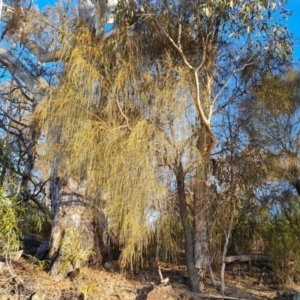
[145,0,292,291]
[0,1,105,277]
[235,68,300,282]
[0,1,56,214]
[239,69,300,198]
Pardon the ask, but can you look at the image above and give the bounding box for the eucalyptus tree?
[43,0,292,289]
[239,69,300,201]
[237,69,300,283]
[141,0,293,291]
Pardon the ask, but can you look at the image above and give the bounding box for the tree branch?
[25,40,61,63]
[0,47,37,90]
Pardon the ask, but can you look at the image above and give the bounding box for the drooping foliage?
[34,22,200,267]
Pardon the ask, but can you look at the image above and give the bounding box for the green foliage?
[0,140,17,186]
[0,135,49,261]
[229,204,266,255]
[27,255,49,270]
[0,184,49,261]
[25,209,50,235]
[78,277,98,299]
[58,227,95,274]
[0,185,24,259]
[264,198,300,284]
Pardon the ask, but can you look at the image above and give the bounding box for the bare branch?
[25,40,61,63]
[155,20,194,71]
[115,97,131,131]
[177,16,182,49]
[0,47,37,90]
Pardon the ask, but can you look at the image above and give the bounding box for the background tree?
[144,0,292,291]
[237,68,300,283]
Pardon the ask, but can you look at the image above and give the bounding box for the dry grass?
[1,258,299,299]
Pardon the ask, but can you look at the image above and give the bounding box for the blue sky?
[35,0,300,62]
[287,0,300,62]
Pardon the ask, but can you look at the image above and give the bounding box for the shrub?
[0,183,49,262]
[264,198,300,284]
[0,185,25,260]
[58,227,95,274]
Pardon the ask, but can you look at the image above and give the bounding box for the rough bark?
[175,162,199,293]
[193,176,209,271]
[193,126,211,279]
[193,174,210,291]
[48,175,105,278]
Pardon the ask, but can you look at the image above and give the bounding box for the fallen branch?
[191,292,246,300]
[225,255,268,264]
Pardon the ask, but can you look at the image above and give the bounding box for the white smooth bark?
[0,0,3,22]
[0,47,37,90]
[79,0,96,30]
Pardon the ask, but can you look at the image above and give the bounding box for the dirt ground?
[0,258,299,299]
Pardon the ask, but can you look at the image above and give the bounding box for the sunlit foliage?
[34,22,198,267]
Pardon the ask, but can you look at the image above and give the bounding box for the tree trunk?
[193,127,210,281]
[193,172,210,290]
[193,177,209,270]
[175,162,199,293]
[48,175,105,278]
[20,123,39,201]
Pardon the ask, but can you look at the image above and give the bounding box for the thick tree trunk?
[175,162,200,293]
[48,175,105,278]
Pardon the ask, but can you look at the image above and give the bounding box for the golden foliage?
[34,22,200,267]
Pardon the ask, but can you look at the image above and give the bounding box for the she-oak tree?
[0,0,292,292]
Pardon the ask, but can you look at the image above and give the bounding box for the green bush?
[264,198,300,284]
[0,141,49,264]
[0,185,25,260]
[59,227,95,274]
[0,184,49,262]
